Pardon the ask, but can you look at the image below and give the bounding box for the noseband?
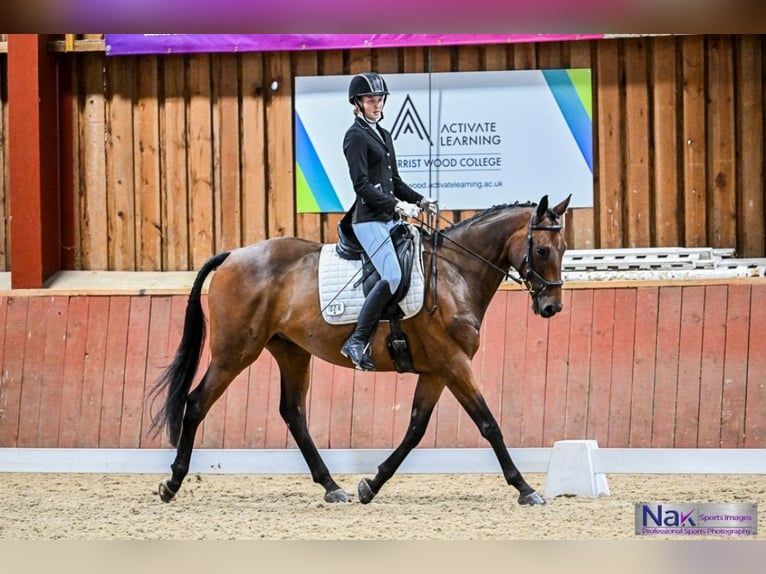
[518,211,564,299]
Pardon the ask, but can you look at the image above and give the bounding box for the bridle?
[419,205,564,310]
[517,210,564,298]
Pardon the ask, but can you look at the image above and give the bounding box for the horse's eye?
[536,246,549,259]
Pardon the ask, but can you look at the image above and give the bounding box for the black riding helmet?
[348,72,389,114]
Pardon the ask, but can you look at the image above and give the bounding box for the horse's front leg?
[270,341,349,503]
[357,374,445,503]
[446,363,545,506]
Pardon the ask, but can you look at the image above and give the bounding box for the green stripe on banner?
[567,68,592,120]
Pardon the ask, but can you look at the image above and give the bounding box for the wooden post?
[7,34,61,288]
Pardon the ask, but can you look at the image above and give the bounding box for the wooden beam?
[7,34,61,288]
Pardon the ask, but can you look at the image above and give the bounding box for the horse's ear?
[551,194,571,218]
[536,195,549,220]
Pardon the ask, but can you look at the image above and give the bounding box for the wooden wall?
[2,34,763,273]
[1,282,764,450]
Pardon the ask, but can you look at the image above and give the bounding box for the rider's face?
[360,95,384,121]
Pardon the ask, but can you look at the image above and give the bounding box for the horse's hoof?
[324,488,350,503]
[518,490,546,506]
[357,478,376,504]
[157,480,177,503]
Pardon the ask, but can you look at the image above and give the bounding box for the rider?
[340,71,437,371]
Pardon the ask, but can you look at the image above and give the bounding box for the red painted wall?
[1,284,764,450]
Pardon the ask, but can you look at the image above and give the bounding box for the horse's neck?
[435,207,530,304]
[445,208,528,269]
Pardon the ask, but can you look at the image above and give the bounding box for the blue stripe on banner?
[541,69,593,173]
[295,112,344,212]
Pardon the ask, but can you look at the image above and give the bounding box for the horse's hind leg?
[158,363,239,502]
[268,337,349,503]
[357,374,445,504]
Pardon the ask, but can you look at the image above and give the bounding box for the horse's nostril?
[542,304,558,317]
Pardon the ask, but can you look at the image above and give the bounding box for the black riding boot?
[341,280,392,371]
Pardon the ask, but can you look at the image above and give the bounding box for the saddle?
[317,218,425,373]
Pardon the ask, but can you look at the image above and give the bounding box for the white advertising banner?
[295,69,593,212]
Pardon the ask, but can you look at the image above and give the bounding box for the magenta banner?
[105,34,605,56]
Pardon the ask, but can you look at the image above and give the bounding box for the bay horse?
[149,194,571,506]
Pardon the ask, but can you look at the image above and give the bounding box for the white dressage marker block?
[544,439,610,499]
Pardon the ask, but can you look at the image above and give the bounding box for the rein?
[416,206,564,308]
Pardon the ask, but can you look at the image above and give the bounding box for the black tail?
[148,251,231,446]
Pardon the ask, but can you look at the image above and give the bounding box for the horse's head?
[514,194,571,318]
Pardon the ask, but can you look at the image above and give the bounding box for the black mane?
[441,201,537,234]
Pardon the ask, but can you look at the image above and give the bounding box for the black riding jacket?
[343,116,423,224]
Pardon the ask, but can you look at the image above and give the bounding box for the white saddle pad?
[318,226,425,325]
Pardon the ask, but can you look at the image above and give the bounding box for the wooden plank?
[511,42,536,70]
[651,287,682,447]
[76,297,109,447]
[673,286,705,447]
[434,388,460,448]
[0,297,28,446]
[479,294,509,447]
[500,291,529,447]
[106,56,136,270]
[744,284,766,447]
[623,38,651,247]
[706,36,737,249]
[351,370,376,448]
[372,367,398,449]
[629,287,659,447]
[244,353,273,449]
[650,36,680,246]
[680,35,707,247]
[720,284,750,447]
[307,357,334,448]
[697,285,728,447]
[519,306,550,447]
[542,289,572,446]
[0,69,8,270]
[564,208,595,250]
[79,53,108,269]
[293,51,322,243]
[735,35,764,257]
[16,297,48,446]
[563,289,593,440]
[318,51,345,244]
[161,54,190,270]
[264,52,295,238]
[140,295,172,448]
[606,288,636,447]
[213,53,242,251]
[483,44,508,71]
[135,56,163,270]
[585,288,615,445]
[37,297,69,447]
[240,53,267,246]
[187,54,214,267]
[99,296,130,447]
[119,296,151,448]
[57,297,88,447]
[594,39,624,247]
[329,364,355,448]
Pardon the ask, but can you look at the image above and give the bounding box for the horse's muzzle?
[532,296,562,318]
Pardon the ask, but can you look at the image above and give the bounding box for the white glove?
[419,197,439,214]
[395,201,421,219]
